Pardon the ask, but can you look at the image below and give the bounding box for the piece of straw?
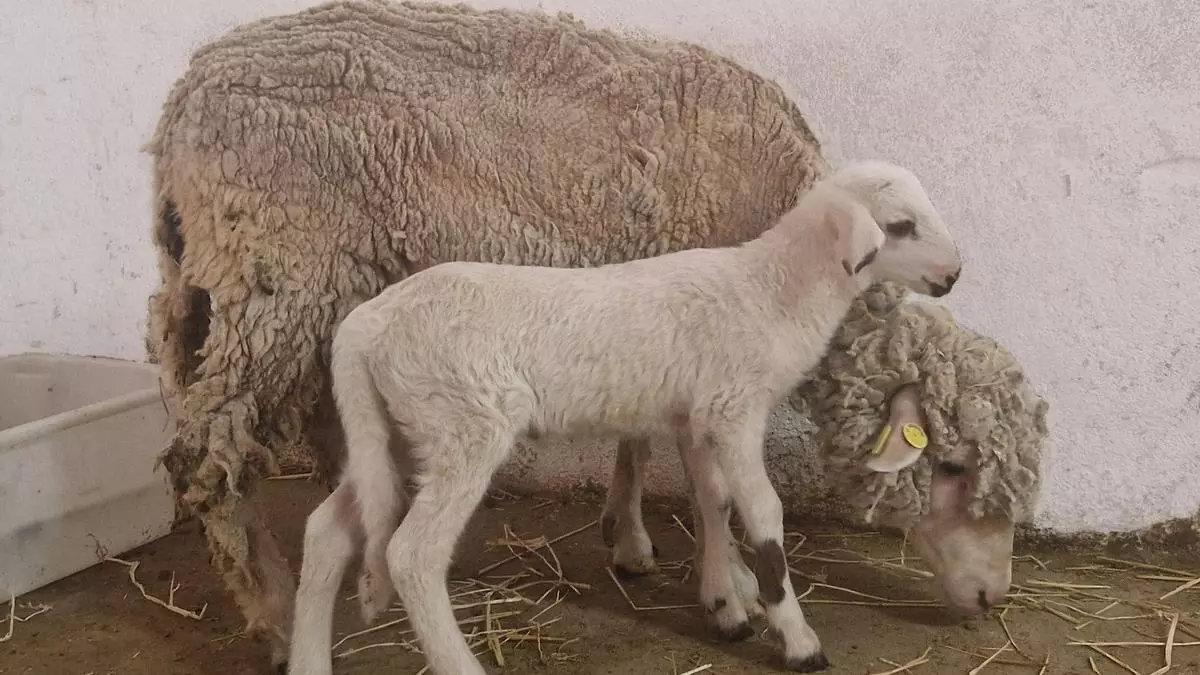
[0,593,51,645]
[477,520,596,576]
[998,607,1032,662]
[869,646,931,675]
[1069,641,1199,648]
[1025,579,1110,590]
[105,557,206,620]
[1013,554,1050,570]
[266,472,312,480]
[806,583,936,605]
[0,594,13,643]
[485,597,504,667]
[679,665,713,675]
[671,514,695,542]
[1097,556,1195,579]
[1086,644,1142,675]
[1149,612,1180,675]
[1160,577,1200,601]
[968,641,1012,675]
[606,568,697,612]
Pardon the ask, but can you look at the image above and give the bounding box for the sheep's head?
[798,283,1049,616]
[827,161,963,298]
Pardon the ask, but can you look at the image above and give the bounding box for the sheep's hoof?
[612,561,658,578]
[274,661,288,675]
[785,652,831,672]
[745,600,767,620]
[715,620,755,642]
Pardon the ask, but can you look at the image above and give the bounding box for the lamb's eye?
[886,220,917,238]
[937,461,967,476]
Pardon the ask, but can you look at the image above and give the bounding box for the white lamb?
[290,160,962,674]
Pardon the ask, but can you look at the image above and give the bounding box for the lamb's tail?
[331,330,401,623]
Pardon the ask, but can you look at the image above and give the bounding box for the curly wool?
[798,283,1050,528]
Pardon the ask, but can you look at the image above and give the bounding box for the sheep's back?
[150,0,826,273]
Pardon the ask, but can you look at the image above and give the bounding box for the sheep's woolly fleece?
[795,283,1050,528]
[145,0,825,654]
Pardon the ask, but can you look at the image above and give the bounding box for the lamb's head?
[800,287,1049,617]
[829,161,962,298]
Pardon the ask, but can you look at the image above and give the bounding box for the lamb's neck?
[747,226,868,362]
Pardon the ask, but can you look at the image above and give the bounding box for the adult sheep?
[145,0,825,664]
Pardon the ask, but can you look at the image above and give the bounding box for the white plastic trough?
[0,353,175,599]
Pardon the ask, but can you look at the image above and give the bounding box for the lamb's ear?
[865,384,928,472]
[835,202,886,276]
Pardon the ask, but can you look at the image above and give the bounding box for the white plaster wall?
[2,0,1197,533]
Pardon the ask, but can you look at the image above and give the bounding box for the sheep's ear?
[865,384,928,472]
[836,202,886,276]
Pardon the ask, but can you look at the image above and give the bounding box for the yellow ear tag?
[901,423,928,449]
[870,424,893,456]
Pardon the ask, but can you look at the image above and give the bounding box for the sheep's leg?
[289,482,360,675]
[387,429,512,675]
[611,436,763,617]
[689,475,764,620]
[601,437,659,575]
[716,419,829,672]
[677,429,756,640]
[186,486,296,671]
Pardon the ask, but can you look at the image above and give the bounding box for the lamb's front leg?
[715,418,829,672]
[601,437,658,575]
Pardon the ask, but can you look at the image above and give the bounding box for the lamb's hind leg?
[602,437,658,575]
[288,482,360,675]
[387,423,515,675]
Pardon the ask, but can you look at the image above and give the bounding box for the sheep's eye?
[886,220,917,238]
[937,461,967,476]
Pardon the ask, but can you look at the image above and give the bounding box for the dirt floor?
[4,481,1199,675]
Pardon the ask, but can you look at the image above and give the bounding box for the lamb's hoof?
[652,543,660,557]
[274,661,288,675]
[715,620,754,642]
[785,652,831,672]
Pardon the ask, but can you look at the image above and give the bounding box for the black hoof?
[715,620,754,642]
[651,542,661,558]
[274,661,288,675]
[785,652,831,672]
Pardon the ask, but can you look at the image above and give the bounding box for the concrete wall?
[2,0,1197,533]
